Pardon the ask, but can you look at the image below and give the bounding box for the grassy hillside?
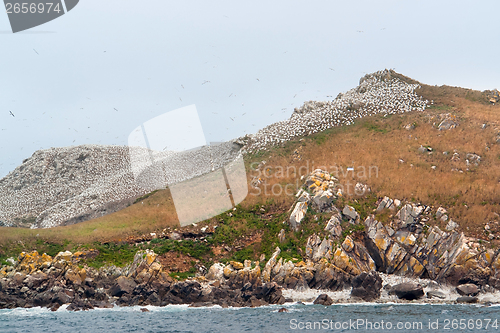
[1,78,499,272]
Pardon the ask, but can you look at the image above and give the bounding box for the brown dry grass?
[0,188,180,245]
[244,85,500,238]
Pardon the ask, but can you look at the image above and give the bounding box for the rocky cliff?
[1,168,499,310]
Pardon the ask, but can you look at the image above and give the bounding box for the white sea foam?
[281,274,500,305]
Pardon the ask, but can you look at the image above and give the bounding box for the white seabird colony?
[0,69,428,229]
[243,69,428,152]
[0,142,242,229]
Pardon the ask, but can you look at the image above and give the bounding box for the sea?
[1,303,500,333]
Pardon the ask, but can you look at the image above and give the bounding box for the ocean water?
[1,303,499,333]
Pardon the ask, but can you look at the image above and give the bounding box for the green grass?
[426,104,452,110]
[83,243,137,269]
[363,121,389,134]
[169,267,196,280]
[133,190,160,204]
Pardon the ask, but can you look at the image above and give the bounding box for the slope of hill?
[0,70,499,276]
[0,69,428,229]
[0,142,241,229]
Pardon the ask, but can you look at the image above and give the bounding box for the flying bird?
[33,49,39,55]
[9,111,15,117]
[202,80,210,85]
[114,108,118,111]
[229,117,234,121]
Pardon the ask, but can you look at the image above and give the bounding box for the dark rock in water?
[426,290,446,299]
[456,284,479,296]
[456,296,478,304]
[390,282,424,300]
[109,276,137,297]
[278,307,288,312]
[350,271,382,301]
[313,294,333,306]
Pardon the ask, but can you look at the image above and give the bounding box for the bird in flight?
[33,49,39,55]
[202,80,210,85]
[9,111,15,117]
[114,108,118,111]
[229,117,234,121]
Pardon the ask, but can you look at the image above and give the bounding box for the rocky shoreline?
[0,245,498,312]
[3,168,500,311]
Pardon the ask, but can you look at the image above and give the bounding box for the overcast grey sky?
[1,0,499,178]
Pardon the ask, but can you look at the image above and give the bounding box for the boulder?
[206,263,225,281]
[310,259,351,291]
[343,205,359,222]
[341,236,355,252]
[446,220,459,231]
[290,201,308,231]
[305,234,322,259]
[109,276,137,297]
[313,294,333,306]
[52,291,72,305]
[456,296,478,303]
[230,261,244,270]
[438,118,458,130]
[312,238,333,262]
[426,290,446,299]
[325,213,342,237]
[390,282,424,300]
[436,207,447,220]
[456,284,479,296]
[262,247,280,282]
[312,190,334,212]
[350,271,382,301]
[24,271,48,289]
[278,229,286,244]
[376,196,394,212]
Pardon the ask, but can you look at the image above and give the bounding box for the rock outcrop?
[0,249,285,311]
[350,271,383,301]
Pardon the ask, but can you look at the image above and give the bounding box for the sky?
[0,0,499,178]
